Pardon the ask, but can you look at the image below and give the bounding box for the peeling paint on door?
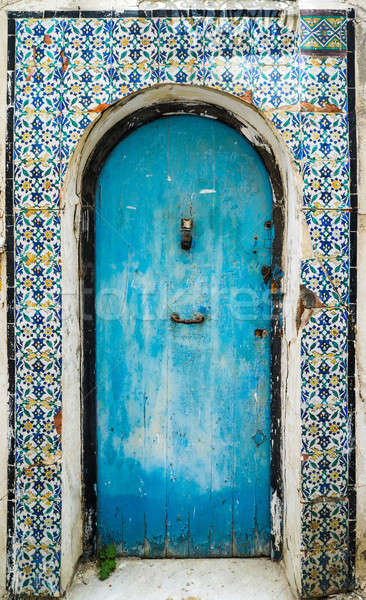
[96,115,273,557]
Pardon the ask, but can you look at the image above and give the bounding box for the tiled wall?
[6,9,356,597]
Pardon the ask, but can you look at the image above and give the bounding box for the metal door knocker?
[181,218,193,250]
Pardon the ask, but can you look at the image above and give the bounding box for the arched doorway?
[95,114,273,556]
[60,85,301,589]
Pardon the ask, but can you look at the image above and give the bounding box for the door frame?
[60,84,302,589]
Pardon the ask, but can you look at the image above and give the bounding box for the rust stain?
[44,34,53,45]
[54,408,62,436]
[60,49,69,74]
[26,46,37,81]
[240,90,253,104]
[302,453,309,462]
[255,328,268,338]
[301,101,342,114]
[88,103,111,113]
[261,265,272,285]
[296,285,324,331]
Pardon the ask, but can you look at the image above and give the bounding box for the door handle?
[171,312,205,324]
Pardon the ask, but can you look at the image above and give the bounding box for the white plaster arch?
[60,84,303,596]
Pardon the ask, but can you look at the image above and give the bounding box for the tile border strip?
[346,11,357,589]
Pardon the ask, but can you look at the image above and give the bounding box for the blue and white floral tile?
[302,400,348,454]
[303,210,350,257]
[14,241,61,307]
[14,542,61,596]
[15,19,64,70]
[301,308,348,357]
[109,65,159,103]
[300,14,347,55]
[60,111,99,162]
[203,17,252,63]
[62,66,110,113]
[302,160,350,209]
[300,56,347,111]
[14,161,61,209]
[301,448,348,500]
[14,415,61,473]
[301,353,347,409]
[301,257,349,306]
[302,500,349,550]
[14,112,61,166]
[159,17,205,85]
[63,18,112,67]
[16,464,61,547]
[15,301,62,356]
[251,16,299,64]
[14,209,61,257]
[252,63,299,110]
[301,546,349,597]
[14,65,62,115]
[111,17,159,68]
[301,113,349,161]
[204,57,252,96]
[270,111,301,160]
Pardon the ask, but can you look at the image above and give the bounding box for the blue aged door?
[95,115,273,557]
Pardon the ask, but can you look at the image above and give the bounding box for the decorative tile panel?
[300,56,347,111]
[302,500,349,549]
[8,10,355,598]
[301,256,349,306]
[300,14,347,55]
[302,160,350,209]
[303,210,350,257]
[252,17,299,63]
[301,113,349,160]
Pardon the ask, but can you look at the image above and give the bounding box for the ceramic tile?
[60,111,99,162]
[252,64,300,110]
[204,57,253,96]
[63,18,113,67]
[301,113,349,161]
[270,111,301,160]
[15,19,64,69]
[302,500,349,549]
[16,302,61,349]
[300,56,347,111]
[14,66,62,115]
[14,543,60,596]
[158,17,205,85]
[304,209,350,257]
[300,14,347,54]
[15,416,61,472]
[14,160,61,209]
[14,113,61,163]
[62,66,110,112]
[301,401,348,454]
[111,17,159,68]
[301,308,348,357]
[301,352,347,408]
[301,257,349,306]
[302,448,348,500]
[252,16,299,63]
[301,547,349,597]
[302,160,350,209]
[109,65,158,103]
[203,17,252,63]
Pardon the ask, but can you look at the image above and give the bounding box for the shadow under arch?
[60,83,302,587]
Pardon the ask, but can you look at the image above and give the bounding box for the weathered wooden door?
[95,115,273,557]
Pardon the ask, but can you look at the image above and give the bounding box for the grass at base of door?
[98,543,117,580]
